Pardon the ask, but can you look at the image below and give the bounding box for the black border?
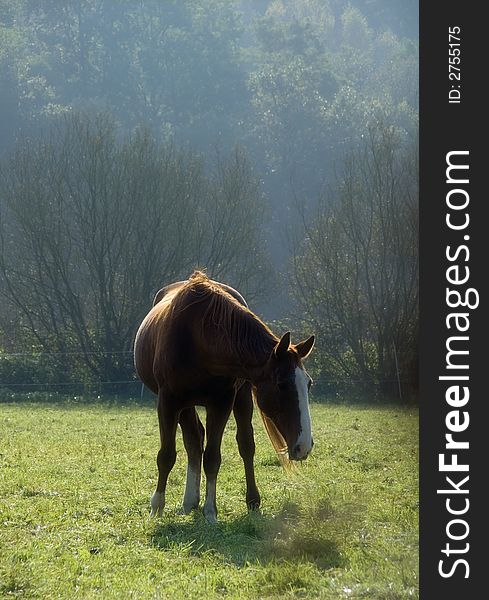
[420,2,485,597]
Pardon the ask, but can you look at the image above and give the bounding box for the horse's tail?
[254,402,293,470]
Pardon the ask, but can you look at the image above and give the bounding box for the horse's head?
[254,332,315,461]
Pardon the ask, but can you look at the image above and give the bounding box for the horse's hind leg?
[202,397,234,523]
[233,382,261,511]
[151,390,179,517]
[179,407,205,513]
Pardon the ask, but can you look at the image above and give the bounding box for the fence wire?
[0,349,415,397]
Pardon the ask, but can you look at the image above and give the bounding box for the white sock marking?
[150,491,165,517]
[182,465,201,512]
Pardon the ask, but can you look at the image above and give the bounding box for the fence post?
[392,341,402,401]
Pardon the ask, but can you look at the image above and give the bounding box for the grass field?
[0,397,418,599]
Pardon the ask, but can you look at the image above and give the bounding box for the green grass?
[0,398,418,599]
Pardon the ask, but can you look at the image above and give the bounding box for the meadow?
[0,398,418,599]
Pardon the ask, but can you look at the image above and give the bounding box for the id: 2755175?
[448,26,461,104]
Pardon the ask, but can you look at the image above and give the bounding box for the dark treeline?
[0,1,418,399]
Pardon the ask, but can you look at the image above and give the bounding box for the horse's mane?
[170,270,278,363]
[169,271,291,467]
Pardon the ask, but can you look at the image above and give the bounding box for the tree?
[292,123,418,397]
[3,0,249,151]
[0,113,269,388]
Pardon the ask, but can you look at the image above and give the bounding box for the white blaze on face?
[294,367,313,457]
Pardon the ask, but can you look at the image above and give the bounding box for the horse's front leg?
[202,397,234,523]
[233,381,260,511]
[151,390,179,517]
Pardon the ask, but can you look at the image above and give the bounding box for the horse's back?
[152,281,185,307]
[136,277,247,395]
[153,279,247,308]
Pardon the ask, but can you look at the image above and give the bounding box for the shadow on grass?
[150,497,353,570]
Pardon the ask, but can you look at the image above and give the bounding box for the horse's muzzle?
[289,440,313,461]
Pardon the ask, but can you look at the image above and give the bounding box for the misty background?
[0,0,418,399]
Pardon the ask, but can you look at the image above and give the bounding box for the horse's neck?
[207,344,272,381]
[203,307,276,380]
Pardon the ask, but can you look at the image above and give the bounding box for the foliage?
[0,350,57,388]
[0,398,419,599]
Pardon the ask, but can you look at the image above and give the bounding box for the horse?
[134,271,315,523]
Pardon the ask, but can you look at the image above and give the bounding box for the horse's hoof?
[150,492,165,517]
[204,514,217,524]
[178,504,198,515]
[203,507,218,524]
[150,505,164,518]
[247,501,261,512]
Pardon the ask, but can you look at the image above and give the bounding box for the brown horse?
[134,271,315,523]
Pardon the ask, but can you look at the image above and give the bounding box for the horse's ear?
[274,332,291,359]
[295,335,315,359]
